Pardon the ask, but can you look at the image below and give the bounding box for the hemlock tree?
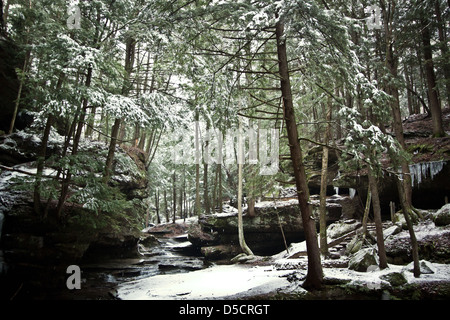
[377,0,422,277]
[175,0,398,289]
[275,18,323,289]
[6,0,447,283]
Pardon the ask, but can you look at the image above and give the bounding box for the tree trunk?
[33,113,55,216]
[172,171,176,224]
[397,178,421,277]
[237,118,253,256]
[195,111,201,216]
[218,163,223,212]
[362,190,371,241]
[319,143,329,256]
[164,190,169,223]
[56,67,92,219]
[381,1,420,276]
[103,118,121,182]
[212,165,218,211]
[404,65,414,116]
[434,0,450,107]
[421,17,445,137]
[155,190,161,225]
[179,167,184,220]
[104,37,135,182]
[9,51,30,134]
[383,2,413,209]
[203,121,210,215]
[367,167,388,269]
[183,183,187,220]
[319,98,332,256]
[276,20,322,290]
[34,72,65,216]
[85,106,96,139]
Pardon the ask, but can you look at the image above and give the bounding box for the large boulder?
[404,260,436,275]
[348,248,379,272]
[433,204,450,226]
[189,197,349,257]
[380,272,407,287]
[0,131,147,277]
[0,131,62,166]
[327,219,361,239]
[385,220,450,264]
[200,245,241,260]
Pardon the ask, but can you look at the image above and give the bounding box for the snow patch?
[116,264,291,300]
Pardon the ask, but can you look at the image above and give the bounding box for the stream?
[45,234,210,300]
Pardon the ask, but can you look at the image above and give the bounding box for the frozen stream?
[47,234,209,300]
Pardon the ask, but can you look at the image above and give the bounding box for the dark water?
[0,236,209,300]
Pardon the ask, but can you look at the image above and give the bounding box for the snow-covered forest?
[0,0,449,301]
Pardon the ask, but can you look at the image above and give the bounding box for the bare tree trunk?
[276,19,322,290]
[319,98,332,256]
[362,190,371,241]
[155,190,161,225]
[195,111,201,216]
[85,105,96,139]
[179,166,184,220]
[421,17,445,137]
[9,51,30,134]
[103,118,121,182]
[34,72,65,216]
[382,1,413,208]
[237,118,253,256]
[172,171,176,223]
[33,113,55,216]
[203,121,210,215]
[212,165,218,211]
[218,163,223,212]
[104,37,136,182]
[435,0,450,107]
[367,167,388,269]
[397,179,421,277]
[381,0,421,276]
[164,190,169,222]
[56,67,92,219]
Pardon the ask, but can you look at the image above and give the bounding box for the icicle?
[408,161,445,187]
[409,164,416,186]
[417,163,422,185]
[334,187,339,195]
[349,188,356,199]
[430,161,445,180]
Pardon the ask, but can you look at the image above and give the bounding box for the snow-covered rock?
[115,264,292,300]
[385,219,450,264]
[0,131,61,166]
[433,204,450,226]
[383,224,402,240]
[348,248,379,272]
[327,219,361,239]
[404,260,436,275]
[380,272,407,287]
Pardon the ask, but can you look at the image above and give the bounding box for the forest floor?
[401,107,450,163]
[116,260,450,300]
[116,216,450,300]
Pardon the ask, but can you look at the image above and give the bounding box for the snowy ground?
[118,214,450,300]
[115,253,450,300]
[115,264,292,300]
[321,262,450,290]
